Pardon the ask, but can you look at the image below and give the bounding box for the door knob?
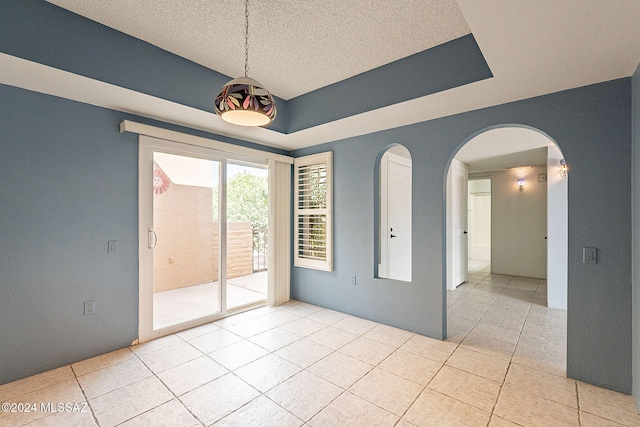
[463,231,468,234]
[390,234,397,238]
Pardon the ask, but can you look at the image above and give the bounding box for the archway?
[444,125,568,374]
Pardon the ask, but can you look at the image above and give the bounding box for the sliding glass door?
[139,136,268,341]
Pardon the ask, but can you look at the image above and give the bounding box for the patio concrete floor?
[153,271,267,330]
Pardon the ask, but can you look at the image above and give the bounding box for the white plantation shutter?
[294,152,332,271]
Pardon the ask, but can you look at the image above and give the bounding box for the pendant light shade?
[214,0,276,127]
[215,76,276,126]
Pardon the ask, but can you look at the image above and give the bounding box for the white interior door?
[452,160,468,287]
[384,153,412,281]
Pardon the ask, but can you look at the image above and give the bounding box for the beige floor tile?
[451,299,492,313]
[249,327,301,352]
[214,395,303,427]
[275,338,333,369]
[445,327,468,344]
[378,349,442,386]
[494,386,579,427]
[157,355,228,396]
[0,365,75,401]
[180,373,259,426]
[234,354,301,392]
[332,315,378,335]
[460,334,516,361]
[256,310,301,327]
[213,312,254,328]
[118,399,200,427]
[446,347,509,383]
[130,334,183,358]
[279,318,327,337]
[0,378,87,426]
[505,363,577,408]
[349,368,423,416]
[305,308,349,325]
[447,306,486,323]
[175,322,221,341]
[209,340,268,371]
[306,351,373,389]
[517,333,566,357]
[306,326,358,350]
[308,391,398,427]
[404,388,491,427]
[244,304,286,317]
[396,419,419,427]
[468,322,521,345]
[580,411,629,426]
[447,314,478,333]
[478,313,526,332]
[187,329,243,354]
[577,381,640,426]
[363,324,414,348]
[489,415,521,426]
[135,341,202,373]
[266,371,342,422]
[224,318,274,338]
[511,344,566,377]
[77,357,152,399]
[282,302,324,317]
[521,321,567,338]
[339,336,396,365]
[400,334,457,363]
[428,366,501,412]
[72,348,135,377]
[23,408,97,427]
[89,376,173,427]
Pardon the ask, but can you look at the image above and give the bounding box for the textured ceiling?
[4,1,637,154]
[47,0,470,100]
[455,128,553,172]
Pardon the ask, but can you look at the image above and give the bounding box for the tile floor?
[2,267,640,426]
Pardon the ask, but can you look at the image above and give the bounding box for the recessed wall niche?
[377,145,412,281]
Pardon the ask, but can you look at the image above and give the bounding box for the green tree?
[227,171,268,230]
[212,171,268,231]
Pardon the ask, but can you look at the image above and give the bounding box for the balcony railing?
[253,228,268,272]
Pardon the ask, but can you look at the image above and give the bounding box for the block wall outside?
[153,178,255,293]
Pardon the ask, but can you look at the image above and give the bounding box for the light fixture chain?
[244,0,249,77]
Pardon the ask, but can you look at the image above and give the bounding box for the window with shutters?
[294,152,332,271]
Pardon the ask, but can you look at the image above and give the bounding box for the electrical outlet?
[351,275,357,285]
[84,300,96,316]
[108,240,118,255]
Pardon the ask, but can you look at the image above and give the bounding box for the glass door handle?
[148,230,158,249]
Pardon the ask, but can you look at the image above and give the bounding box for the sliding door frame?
[138,135,269,343]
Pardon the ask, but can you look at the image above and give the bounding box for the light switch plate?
[583,247,597,264]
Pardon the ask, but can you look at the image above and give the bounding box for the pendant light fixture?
[214,0,276,126]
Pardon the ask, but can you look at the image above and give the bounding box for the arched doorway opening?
[444,125,568,375]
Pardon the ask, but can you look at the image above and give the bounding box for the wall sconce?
[517,179,525,192]
[560,159,567,179]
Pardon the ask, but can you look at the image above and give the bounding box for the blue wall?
[0,85,138,384]
[292,78,632,393]
[632,62,640,405]
[0,83,288,385]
